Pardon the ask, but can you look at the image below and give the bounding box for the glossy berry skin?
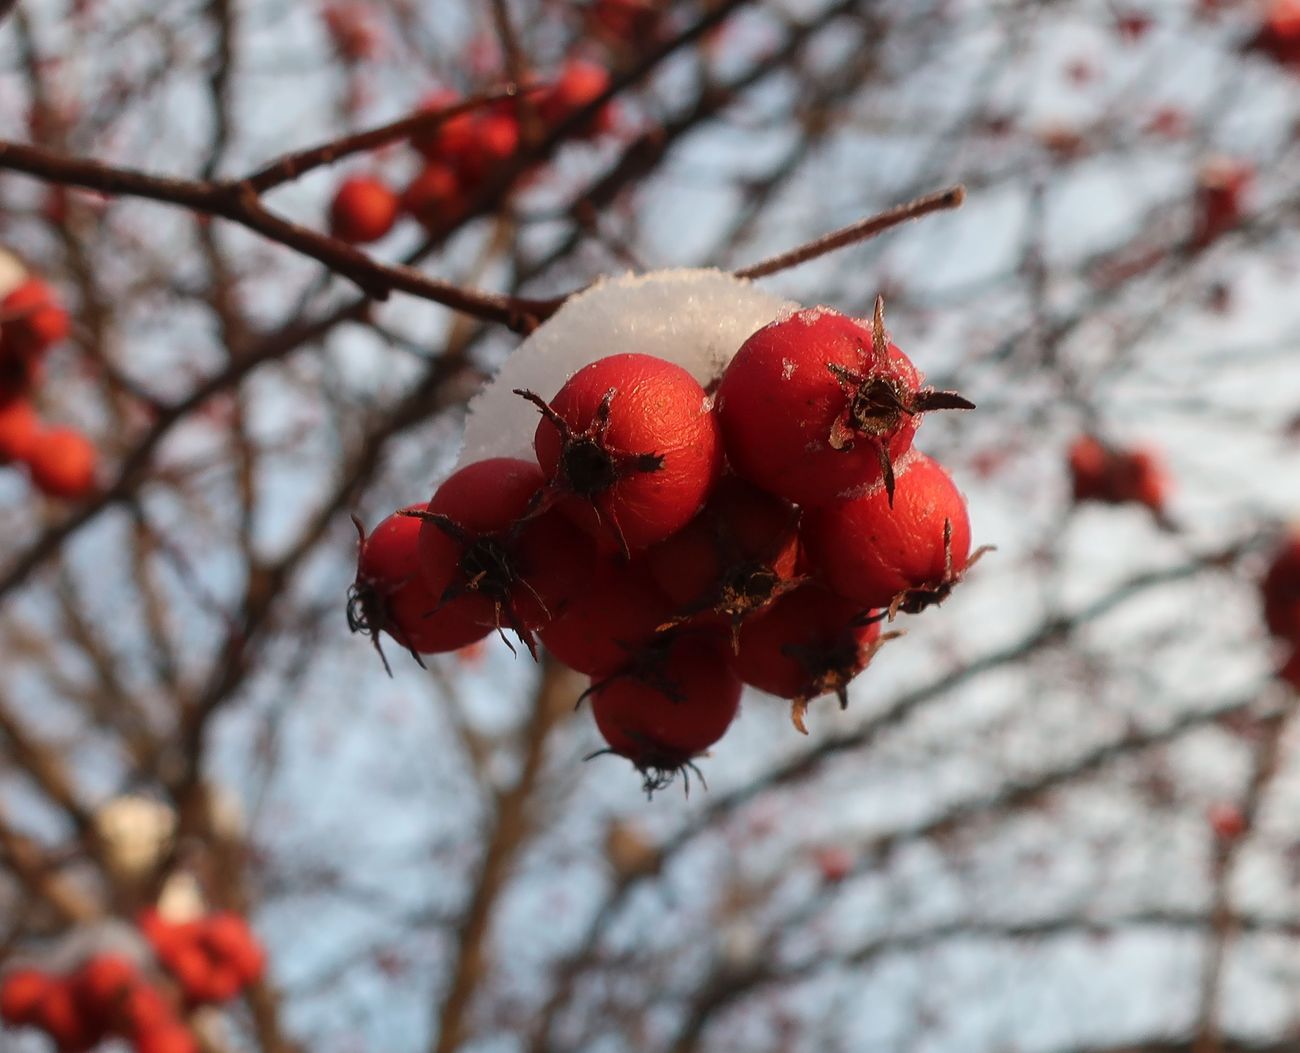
[647,475,800,641]
[0,396,39,462]
[352,509,490,659]
[1262,533,1300,643]
[411,90,476,162]
[417,458,591,638]
[716,305,970,506]
[802,453,972,615]
[27,427,96,499]
[733,584,883,732]
[1,279,69,358]
[590,634,741,791]
[538,559,673,676]
[401,163,463,229]
[525,353,723,554]
[1,968,52,1025]
[329,176,399,244]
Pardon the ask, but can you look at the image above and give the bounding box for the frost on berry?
[457,270,793,466]
[716,297,973,507]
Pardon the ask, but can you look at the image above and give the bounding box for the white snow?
[457,269,795,465]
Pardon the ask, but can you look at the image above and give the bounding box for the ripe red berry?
[401,163,464,229]
[135,1024,200,1053]
[733,584,888,733]
[411,91,475,162]
[1068,436,1169,517]
[538,559,673,676]
[71,954,137,1028]
[1208,802,1248,842]
[540,60,617,137]
[589,634,741,793]
[521,353,723,554]
[1,279,69,357]
[458,110,521,182]
[200,913,265,985]
[115,982,174,1038]
[647,475,801,645]
[0,395,39,462]
[716,300,971,506]
[802,453,976,617]
[1,969,53,1025]
[34,978,96,1052]
[350,508,491,670]
[27,426,97,499]
[1261,532,1300,642]
[813,845,854,884]
[415,458,592,649]
[329,176,399,244]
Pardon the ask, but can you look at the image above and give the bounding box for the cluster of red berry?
[138,910,265,1006]
[1262,533,1300,691]
[1,955,193,1053]
[328,61,617,246]
[351,301,980,791]
[0,277,97,500]
[0,910,263,1053]
[1067,435,1169,518]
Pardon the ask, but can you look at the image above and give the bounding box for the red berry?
[1,279,69,357]
[733,584,887,733]
[71,954,137,1028]
[813,845,854,884]
[34,978,97,1052]
[200,913,265,985]
[27,426,97,499]
[329,176,399,244]
[716,302,971,506]
[646,475,801,644]
[522,353,723,554]
[538,559,673,676]
[0,395,39,462]
[1068,435,1108,501]
[1261,532,1300,642]
[590,634,741,793]
[411,91,475,162]
[540,60,617,137]
[401,163,464,229]
[1068,436,1169,516]
[802,453,974,616]
[459,111,520,182]
[134,1024,200,1053]
[1,969,53,1025]
[351,508,491,669]
[416,458,591,647]
[116,982,174,1038]
[1208,802,1247,841]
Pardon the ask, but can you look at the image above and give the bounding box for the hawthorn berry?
[1,969,52,1025]
[200,913,265,985]
[401,163,464,229]
[716,300,971,506]
[733,584,889,733]
[136,1026,201,1053]
[71,954,138,1032]
[32,978,95,1053]
[1067,435,1169,517]
[538,559,673,676]
[414,458,592,649]
[26,426,97,499]
[589,633,741,794]
[520,352,723,554]
[539,60,617,137]
[802,452,979,617]
[1,278,69,358]
[349,508,491,672]
[0,395,39,462]
[411,90,476,162]
[647,474,802,645]
[329,176,399,244]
